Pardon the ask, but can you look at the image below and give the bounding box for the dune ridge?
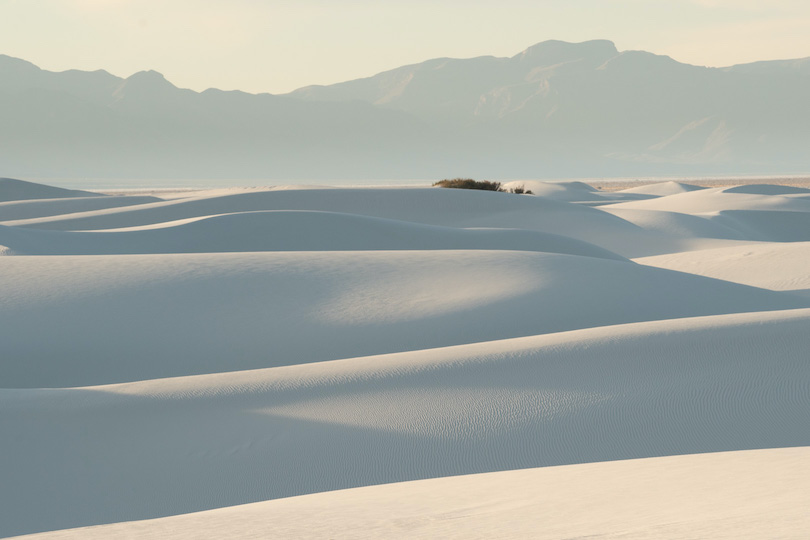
[15,447,810,540]
[0,210,627,259]
[0,177,100,203]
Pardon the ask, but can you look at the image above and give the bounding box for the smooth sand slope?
[0,211,627,259]
[606,185,810,214]
[17,447,810,540]
[0,195,162,221]
[638,241,810,293]
[0,178,99,203]
[0,186,714,257]
[602,185,810,242]
[617,180,707,196]
[500,180,655,203]
[1,178,808,538]
[3,250,807,387]
[3,309,810,536]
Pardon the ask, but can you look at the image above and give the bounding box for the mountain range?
[2,39,809,180]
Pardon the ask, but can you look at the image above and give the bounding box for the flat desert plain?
[1,177,809,538]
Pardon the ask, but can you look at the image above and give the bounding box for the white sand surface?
[0,178,100,203]
[0,186,696,257]
[616,180,707,196]
[638,241,810,292]
[0,211,627,258]
[2,308,809,536]
[605,185,810,214]
[15,447,810,540]
[0,195,163,221]
[3,250,806,388]
[500,180,654,203]
[1,178,808,538]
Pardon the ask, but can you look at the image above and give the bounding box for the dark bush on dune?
[433,178,532,194]
[433,178,504,191]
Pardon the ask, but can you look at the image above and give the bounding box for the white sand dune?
[601,207,749,240]
[0,195,162,221]
[721,183,810,196]
[606,186,810,214]
[709,209,810,242]
[604,185,810,242]
[18,447,810,540]
[2,179,809,538]
[3,187,637,232]
[617,180,706,196]
[0,210,627,259]
[2,250,806,388]
[638,241,810,292]
[3,187,688,257]
[500,180,654,203]
[0,177,100,203]
[2,309,809,536]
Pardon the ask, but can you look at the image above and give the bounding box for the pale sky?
[2,0,809,94]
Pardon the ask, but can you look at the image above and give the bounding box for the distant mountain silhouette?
[1,40,809,180]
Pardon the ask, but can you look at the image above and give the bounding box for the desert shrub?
[433,178,504,191]
[433,178,533,195]
[508,186,533,195]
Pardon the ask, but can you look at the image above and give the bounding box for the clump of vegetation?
[433,178,504,191]
[433,178,532,195]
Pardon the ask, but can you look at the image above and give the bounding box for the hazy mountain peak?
[514,39,618,65]
[126,69,171,84]
[114,69,177,98]
[0,54,41,74]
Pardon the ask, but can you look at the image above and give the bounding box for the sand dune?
[0,210,627,259]
[709,209,810,242]
[0,177,100,203]
[2,309,808,536]
[2,179,808,538]
[601,207,748,240]
[18,447,810,540]
[500,180,653,203]
[617,180,706,196]
[3,250,806,388]
[603,185,810,242]
[606,186,810,214]
[638,241,810,292]
[0,195,162,221]
[3,187,690,257]
[3,187,636,232]
[721,184,810,195]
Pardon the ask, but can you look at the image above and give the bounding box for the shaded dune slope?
[2,309,809,536]
[1,251,806,388]
[0,210,626,260]
[0,195,162,221]
[710,209,810,242]
[0,177,100,202]
[4,187,678,256]
[721,184,810,195]
[602,207,749,240]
